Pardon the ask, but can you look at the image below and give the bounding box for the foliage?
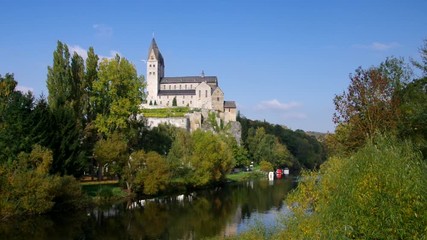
[187,130,234,186]
[93,132,128,178]
[246,127,293,168]
[259,160,273,172]
[172,96,177,106]
[0,145,86,218]
[139,123,177,155]
[135,151,170,195]
[167,129,193,179]
[141,107,190,118]
[92,55,144,136]
[0,73,35,163]
[333,57,411,152]
[398,77,427,157]
[46,41,73,110]
[167,129,234,187]
[411,39,427,76]
[280,135,427,239]
[238,116,326,170]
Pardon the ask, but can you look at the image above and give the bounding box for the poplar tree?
[46,41,72,110]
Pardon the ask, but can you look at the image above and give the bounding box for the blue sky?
[1,0,426,132]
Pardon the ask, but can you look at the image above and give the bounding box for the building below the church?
[144,38,237,124]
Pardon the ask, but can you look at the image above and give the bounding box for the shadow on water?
[0,176,296,240]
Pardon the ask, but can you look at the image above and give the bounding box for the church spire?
[147,38,164,66]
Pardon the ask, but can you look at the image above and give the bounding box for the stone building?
[145,38,237,123]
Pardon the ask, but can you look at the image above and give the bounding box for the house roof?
[224,101,236,108]
[158,90,196,96]
[160,76,217,84]
[148,38,164,66]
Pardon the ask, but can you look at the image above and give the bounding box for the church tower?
[146,38,164,104]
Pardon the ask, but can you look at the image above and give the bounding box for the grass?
[226,170,265,182]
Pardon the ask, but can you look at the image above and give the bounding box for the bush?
[259,160,273,172]
[280,135,427,239]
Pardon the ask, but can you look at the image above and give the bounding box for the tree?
[83,47,99,124]
[0,145,86,218]
[245,127,293,168]
[135,151,170,195]
[92,55,144,136]
[172,97,177,106]
[333,58,411,152]
[93,132,128,179]
[188,130,233,186]
[0,73,35,163]
[167,129,193,179]
[70,52,85,125]
[411,39,427,76]
[259,160,273,172]
[46,41,72,110]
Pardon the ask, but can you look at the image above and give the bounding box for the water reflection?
[0,177,296,240]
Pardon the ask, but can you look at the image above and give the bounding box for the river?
[0,176,296,240]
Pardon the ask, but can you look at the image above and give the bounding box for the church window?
[153,64,155,67]
[198,90,201,98]
[205,90,208,98]
[183,95,185,99]
[190,101,192,104]
[160,101,162,105]
[174,85,176,90]
[179,85,181,90]
[217,97,219,101]
[185,85,187,89]
[182,101,184,104]
[169,85,171,90]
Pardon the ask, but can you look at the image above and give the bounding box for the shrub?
[280,135,427,239]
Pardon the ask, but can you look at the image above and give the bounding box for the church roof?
[158,90,196,96]
[148,38,164,66]
[160,76,217,84]
[224,101,236,108]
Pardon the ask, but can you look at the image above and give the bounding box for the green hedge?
[142,107,191,118]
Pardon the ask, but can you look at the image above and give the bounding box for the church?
[145,38,237,123]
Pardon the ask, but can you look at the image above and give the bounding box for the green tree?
[172,97,177,106]
[70,52,85,125]
[93,132,128,179]
[188,130,233,186]
[92,55,144,136]
[46,41,72,110]
[246,127,293,168]
[0,74,35,162]
[167,129,193,179]
[135,151,170,195]
[83,46,99,124]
